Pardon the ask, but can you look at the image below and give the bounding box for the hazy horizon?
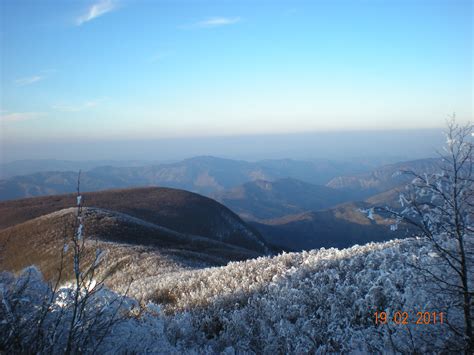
[1,128,445,164]
[1,0,472,162]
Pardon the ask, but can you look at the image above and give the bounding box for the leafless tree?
[376,119,473,353]
[0,171,131,354]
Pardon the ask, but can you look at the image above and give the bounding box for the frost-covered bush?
[1,236,470,353]
[0,266,135,353]
[160,237,467,353]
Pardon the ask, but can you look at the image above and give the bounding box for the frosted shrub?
[1,236,470,353]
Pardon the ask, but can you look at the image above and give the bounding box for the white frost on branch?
[76,224,83,241]
[359,207,375,221]
[94,249,105,267]
[399,193,408,207]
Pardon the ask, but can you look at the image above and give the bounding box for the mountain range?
[0,159,158,179]
[326,157,441,198]
[0,155,467,353]
[0,156,441,253]
[213,178,351,221]
[0,156,374,201]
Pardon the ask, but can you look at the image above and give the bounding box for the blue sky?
[0,0,472,145]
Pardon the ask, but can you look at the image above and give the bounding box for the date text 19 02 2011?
[374,311,444,325]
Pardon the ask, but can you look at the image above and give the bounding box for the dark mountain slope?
[0,187,268,254]
[251,202,408,251]
[214,178,350,221]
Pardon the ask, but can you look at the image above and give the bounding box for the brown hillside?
[0,207,261,284]
[0,187,268,253]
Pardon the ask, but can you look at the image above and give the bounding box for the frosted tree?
[378,119,473,353]
[63,171,116,354]
[0,172,130,354]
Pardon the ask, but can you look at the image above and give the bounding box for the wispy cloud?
[14,75,44,87]
[52,99,104,112]
[0,112,45,122]
[76,0,117,26]
[183,16,241,29]
[13,69,57,87]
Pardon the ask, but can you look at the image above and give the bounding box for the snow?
[1,236,470,353]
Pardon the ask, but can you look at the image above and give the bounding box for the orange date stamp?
[374,311,444,325]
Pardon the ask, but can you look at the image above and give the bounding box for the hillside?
[326,158,441,198]
[214,178,350,221]
[3,236,469,353]
[0,156,371,201]
[0,187,269,254]
[250,202,408,251]
[0,207,262,283]
[364,185,405,207]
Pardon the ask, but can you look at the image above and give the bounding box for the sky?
[0,0,472,161]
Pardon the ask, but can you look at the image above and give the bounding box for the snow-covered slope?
[2,236,470,353]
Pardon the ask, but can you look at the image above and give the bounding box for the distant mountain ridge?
[0,156,372,201]
[0,159,158,179]
[0,157,439,254]
[326,158,441,198]
[213,178,351,221]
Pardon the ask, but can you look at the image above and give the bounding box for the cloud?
[184,17,241,29]
[14,75,44,86]
[76,0,117,26]
[52,99,103,112]
[0,112,45,122]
